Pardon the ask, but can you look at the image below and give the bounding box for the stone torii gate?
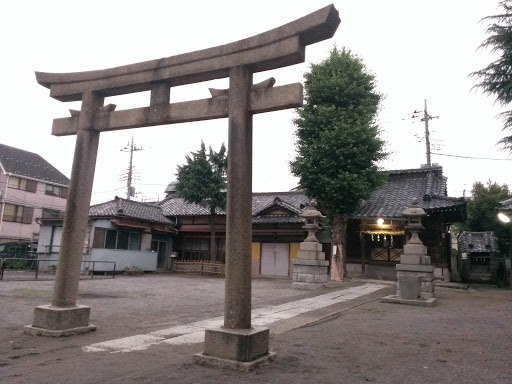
[26,5,340,368]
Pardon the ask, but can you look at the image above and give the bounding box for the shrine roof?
[159,191,309,224]
[0,143,69,186]
[352,166,466,220]
[90,197,173,225]
[497,198,512,211]
[458,231,499,253]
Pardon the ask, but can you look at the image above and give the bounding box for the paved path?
[84,283,387,353]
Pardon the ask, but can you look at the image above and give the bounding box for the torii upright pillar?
[25,4,340,368]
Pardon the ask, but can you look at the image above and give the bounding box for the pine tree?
[471,1,512,151]
[176,142,227,261]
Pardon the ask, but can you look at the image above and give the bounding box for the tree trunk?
[330,213,347,281]
[210,206,216,262]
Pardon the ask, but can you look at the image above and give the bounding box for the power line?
[431,152,512,161]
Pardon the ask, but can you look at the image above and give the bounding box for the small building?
[346,166,466,281]
[158,191,319,277]
[458,231,501,284]
[0,143,69,246]
[38,197,177,273]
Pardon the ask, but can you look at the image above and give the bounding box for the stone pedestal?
[381,199,436,307]
[24,305,96,336]
[292,243,329,290]
[193,326,275,371]
[292,200,329,290]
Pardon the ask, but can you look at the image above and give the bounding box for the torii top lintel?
[36,5,340,102]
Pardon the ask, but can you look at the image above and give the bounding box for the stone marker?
[381,199,436,307]
[292,200,329,290]
[28,3,340,370]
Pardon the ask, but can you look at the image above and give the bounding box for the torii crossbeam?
[26,4,340,369]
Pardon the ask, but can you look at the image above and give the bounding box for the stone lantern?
[292,199,329,290]
[403,198,426,246]
[301,199,325,243]
[381,198,436,306]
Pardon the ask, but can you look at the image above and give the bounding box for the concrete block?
[25,305,96,336]
[292,259,330,267]
[299,242,323,252]
[400,254,431,265]
[399,275,422,300]
[297,250,319,260]
[315,274,329,283]
[381,295,436,307]
[403,243,427,255]
[297,273,316,283]
[32,305,92,331]
[202,326,269,362]
[194,351,276,372]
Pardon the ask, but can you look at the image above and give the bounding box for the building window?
[177,237,210,260]
[8,177,37,192]
[2,204,34,223]
[45,184,61,196]
[94,228,141,251]
[45,184,68,198]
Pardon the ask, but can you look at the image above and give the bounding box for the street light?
[498,212,511,223]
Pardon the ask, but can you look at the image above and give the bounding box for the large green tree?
[291,47,387,281]
[471,1,512,151]
[175,141,227,262]
[457,180,512,254]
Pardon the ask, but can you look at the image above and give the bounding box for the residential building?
[38,196,177,272]
[0,143,69,246]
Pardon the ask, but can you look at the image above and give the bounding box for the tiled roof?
[252,216,305,224]
[498,198,512,211]
[90,197,173,224]
[252,192,309,216]
[158,197,223,216]
[459,231,499,253]
[159,191,309,224]
[0,143,69,185]
[352,166,466,219]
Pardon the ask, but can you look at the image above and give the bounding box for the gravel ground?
[0,274,510,384]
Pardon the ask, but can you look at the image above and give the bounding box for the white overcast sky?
[1,1,510,204]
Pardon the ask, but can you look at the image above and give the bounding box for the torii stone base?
[193,326,275,372]
[24,305,96,337]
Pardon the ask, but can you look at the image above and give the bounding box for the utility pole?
[421,99,438,167]
[120,136,144,200]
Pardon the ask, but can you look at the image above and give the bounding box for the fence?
[172,260,225,277]
[0,258,116,280]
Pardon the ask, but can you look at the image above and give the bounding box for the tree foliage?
[175,141,227,261]
[471,1,512,151]
[457,180,512,254]
[176,141,227,210]
[290,47,387,279]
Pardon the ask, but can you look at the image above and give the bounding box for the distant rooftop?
[352,166,466,220]
[90,197,173,225]
[0,143,69,186]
